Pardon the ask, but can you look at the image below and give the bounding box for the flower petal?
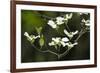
[64,29,73,38]
[72,30,78,35]
[24,32,29,37]
[49,41,55,46]
[65,13,73,20]
[56,17,64,25]
[48,20,57,28]
[62,37,69,42]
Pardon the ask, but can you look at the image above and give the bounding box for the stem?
[65,21,71,32]
[32,44,59,56]
[59,47,71,58]
[75,29,87,42]
[32,44,48,53]
[37,13,55,20]
[57,45,61,60]
[48,50,58,56]
[55,27,64,36]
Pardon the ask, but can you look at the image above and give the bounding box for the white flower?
[48,20,57,28]
[82,19,90,26]
[64,13,73,20]
[56,17,64,25]
[48,41,55,46]
[71,30,78,35]
[29,35,36,40]
[52,37,61,44]
[24,32,40,41]
[60,41,68,47]
[24,32,29,38]
[61,37,69,42]
[49,37,61,46]
[60,41,66,47]
[66,42,78,48]
[60,37,69,47]
[64,29,78,38]
[35,35,40,39]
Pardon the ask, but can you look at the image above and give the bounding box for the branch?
[32,44,59,56]
[65,20,71,32]
[59,47,72,58]
[37,12,55,20]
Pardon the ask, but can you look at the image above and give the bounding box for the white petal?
[64,29,69,35]
[60,41,66,47]
[48,20,55,25]
[72,30,78,35]
[82,19,85,22]
[68,13,73,19]
[66,42,78,48]
[48,20,57,28]
[49,41,55,46]
[66,43,73,48]
[62,37,69,42]
[52,24,57,28]
[52,37,61,44]
[73,42,78,46]
[56,17,64,25]
[86,20,90,23]
[65,13,73,20]
[64,29,73,38]
[56,17,64,21]
[24,32,29,37]
[85,23,90,26]
[34,35,40,39]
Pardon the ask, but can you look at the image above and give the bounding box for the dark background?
[21,10,90,63]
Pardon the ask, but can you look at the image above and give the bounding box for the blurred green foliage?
[21,10,46,33]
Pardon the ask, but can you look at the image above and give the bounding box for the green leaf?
[36,27,42,34]
[39,35,45,47]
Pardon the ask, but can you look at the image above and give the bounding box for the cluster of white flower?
[48,37,78,48]
[48,13,78,49]
[82,19,90,26]
[48,13,73,29]
[24,32,40,42]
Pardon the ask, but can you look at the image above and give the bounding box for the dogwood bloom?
[61,37,69,42]
[48,41,55,46]
[49,37,70,47]
[82,19,90,26]
[49,37,61,46]
[64,29,78,38]
[60,37,69,47]
[24,32,40,41]
[48,20,57,28]
[64,13,73,20]
[60,41,66,47]
[56,17,64,25]
[66,42,78,48]
[52,37,61,44]
[24,32,29,38]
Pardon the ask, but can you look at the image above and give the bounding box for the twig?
[59,47,71,58]
[65,20,71,32]
[32,44,59,56]
[36,12,55,20]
